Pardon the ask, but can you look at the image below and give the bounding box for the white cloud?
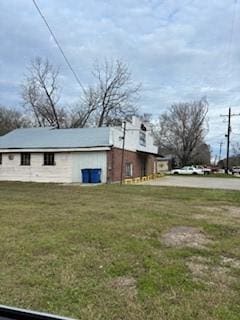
[0,0,240,156]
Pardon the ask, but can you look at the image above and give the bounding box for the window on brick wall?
[21,153,31,166]
[125,162,133,177]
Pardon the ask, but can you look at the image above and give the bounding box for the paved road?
[141,176,240,190]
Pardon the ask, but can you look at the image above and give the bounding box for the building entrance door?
[141,158,147,177]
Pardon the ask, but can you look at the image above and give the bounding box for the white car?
[171,166,204,175]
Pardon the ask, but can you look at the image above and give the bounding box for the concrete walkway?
[141,176,240,191]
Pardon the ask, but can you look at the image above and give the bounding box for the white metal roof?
[0,127,111,150]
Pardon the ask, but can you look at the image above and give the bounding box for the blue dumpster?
[90,168,102,183]
[81,169,90,183]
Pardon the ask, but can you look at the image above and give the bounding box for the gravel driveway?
[142,176,240,190]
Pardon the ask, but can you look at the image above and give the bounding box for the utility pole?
[218,141,223,163]
[226,107,231,174]
[120,121,126,184]
[220,108,240,174]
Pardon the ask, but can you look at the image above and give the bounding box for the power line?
[223,0,239,106]
[220,107,240,173]
[208,1,239,105]
[225,0,238,73]
[190,2,238,102]
[32,0,85,92]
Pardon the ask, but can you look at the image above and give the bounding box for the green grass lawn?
[0,182,240,320]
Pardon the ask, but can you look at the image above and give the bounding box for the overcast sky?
[1,0,240,157]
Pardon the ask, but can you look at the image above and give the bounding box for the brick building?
[0,117,158,183]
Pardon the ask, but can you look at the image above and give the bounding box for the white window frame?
[43,153,55,166]
[20,153,31,166]
[125,162,133,177]
[139,131,146,146]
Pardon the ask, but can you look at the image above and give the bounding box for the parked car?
[171,166,204,175]
[210,166,219,173]
[196,165,211,175]
[230,166,240,175]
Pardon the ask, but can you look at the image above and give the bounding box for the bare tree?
[232,143,240,157]
[192,143,211,165]
[21,57,65,128]
[140,113,152,123]
[0,106,30,136]
[69,87,99,128]
[75,59,140,127]
[154,99,208,166]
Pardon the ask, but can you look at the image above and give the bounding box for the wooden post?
[120,121,126,184]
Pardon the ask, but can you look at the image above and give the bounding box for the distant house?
[0,117,158,183]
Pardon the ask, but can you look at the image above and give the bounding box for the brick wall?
[107,147,156,183]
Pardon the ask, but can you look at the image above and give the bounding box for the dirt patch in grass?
[194,206,240,219]
[194,214,208,220]
[220,256,240,268]
[108,276,137,298]
[162,226,211,249]
[223,206,240,219]
[187,258,209,278]
[186,256,238,287]
[193,206,240,228]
